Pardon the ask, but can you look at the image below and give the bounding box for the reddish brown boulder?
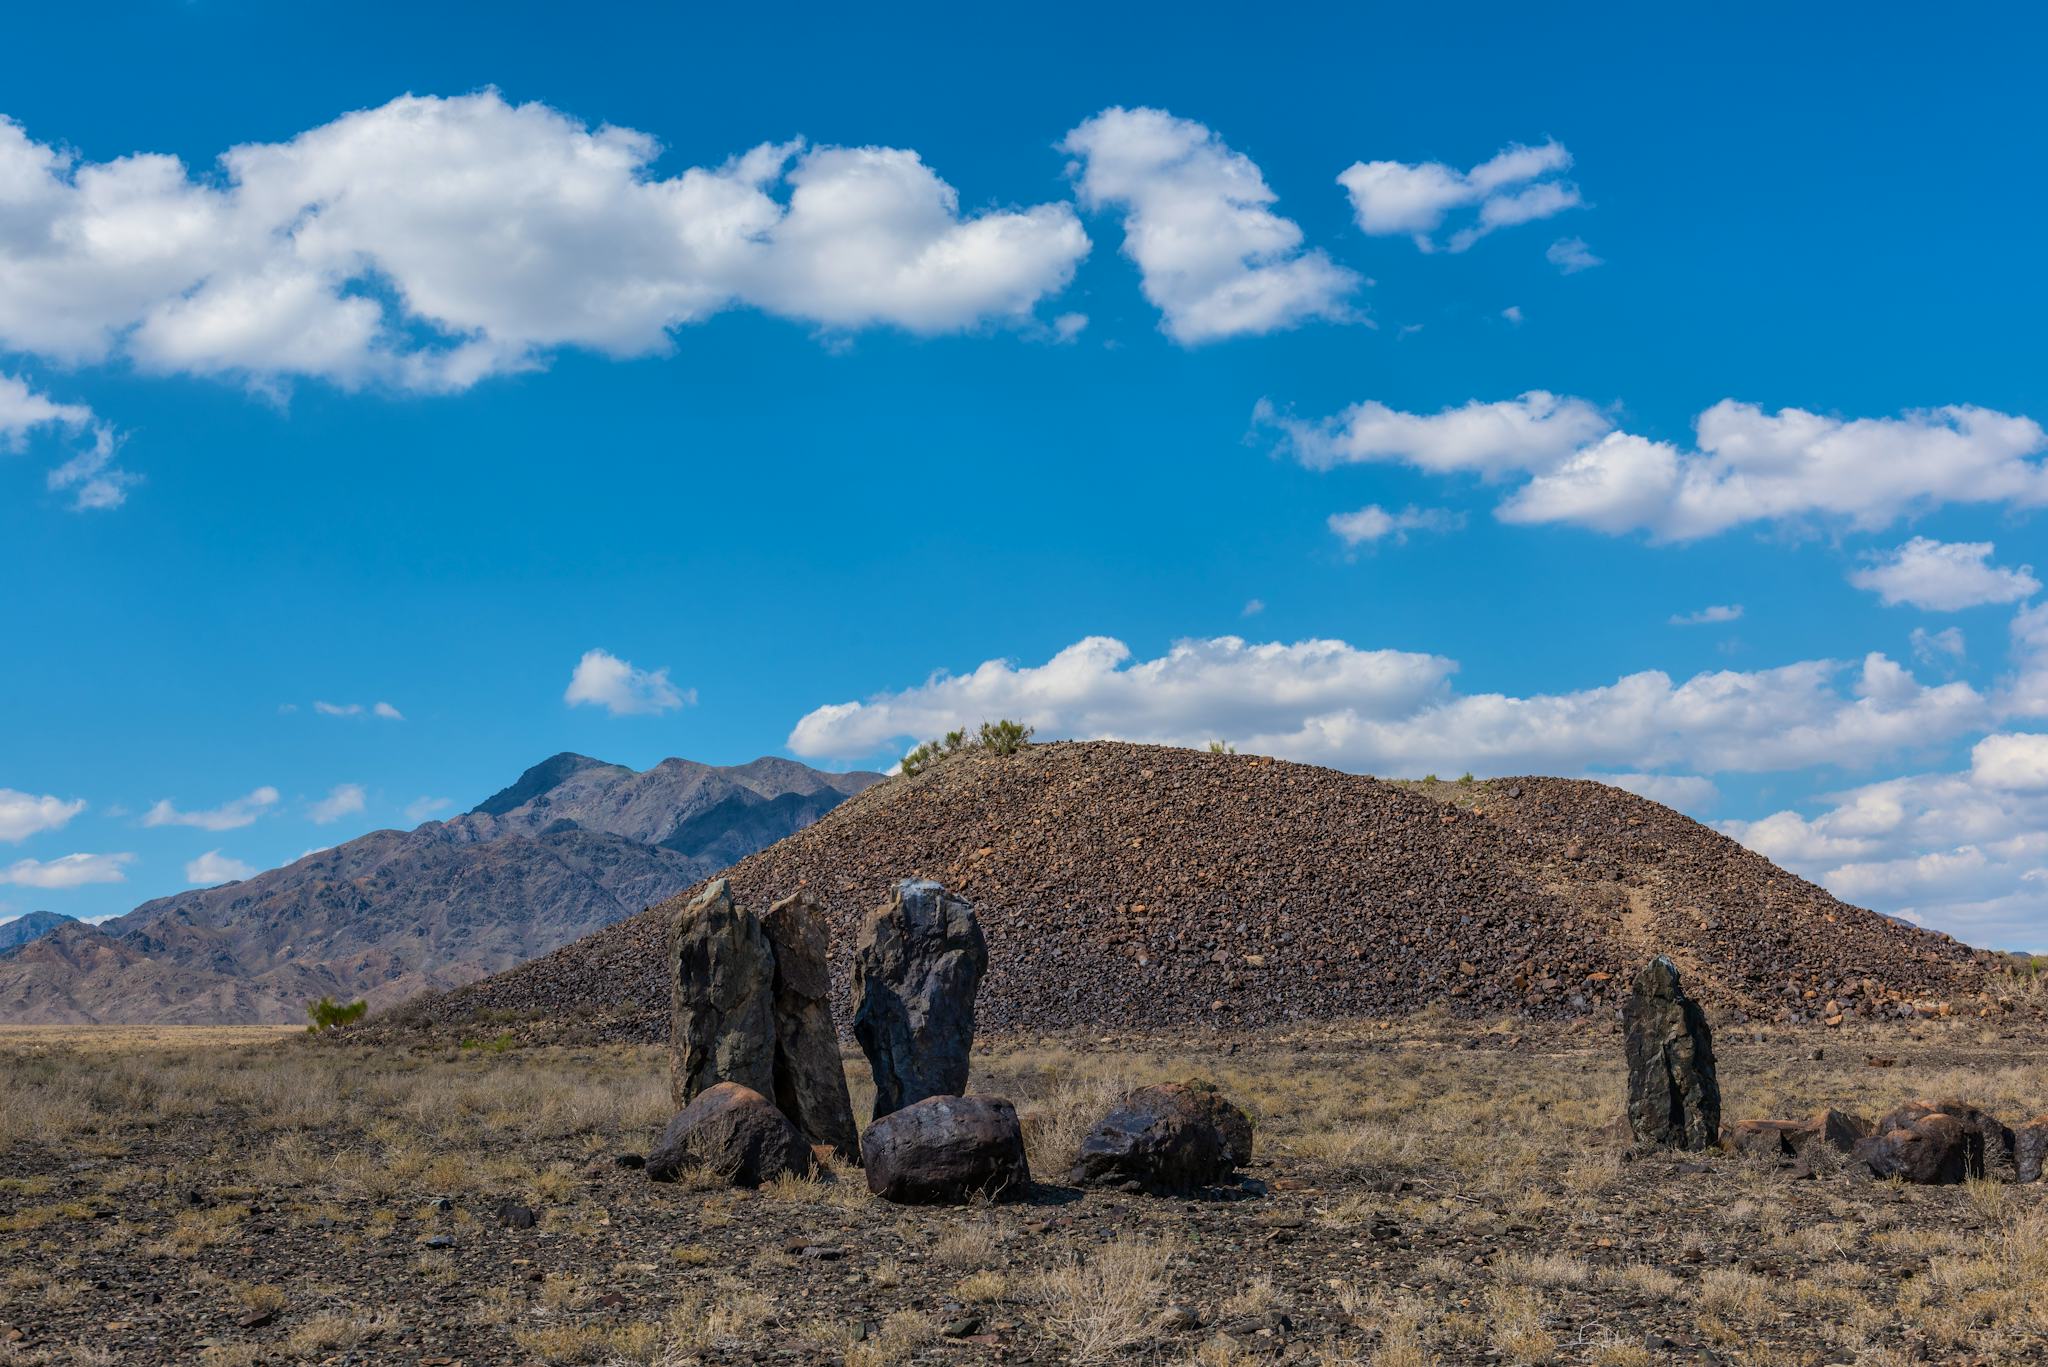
[860,1094,1030,1205]
[1853,1113,1969,1185]
[1721,1109,1871,1159]
[2016,1116,2048,1183]
[1874,1100,2015,1180]
[1070,1083,1243,1194]
[646,1082,814,1187]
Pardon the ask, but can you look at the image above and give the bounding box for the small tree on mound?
[977,719,1033,755]
[898,719,1036,776]
[306,996,367,1033]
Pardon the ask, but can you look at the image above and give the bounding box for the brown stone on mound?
[1853,1113,1970,1185]
[645,1082,814,1188]
[1872,1100,2016,1180]
[410,742,1992,1043]
[860,1095,1030,1205]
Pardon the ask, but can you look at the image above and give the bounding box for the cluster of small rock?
[419,743,1993,1044]
[648,877,1253,1205]
[1623,955,2047,1187]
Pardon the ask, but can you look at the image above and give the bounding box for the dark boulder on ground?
[646,1081,814,1187]
[1853,1113,1970,1185]
[860,1094,1030,1204]
[667,879,777,1108]
[1181,1079,1254,1168]
[1873,1100,2016,1180]
[2017,1116,2048,1183]
[852,880,986,1120]
[762,891,859,1161]
[1721,1109,1871,1160]
[1623,956,1720,1151]
[1069,1083,1245,1194]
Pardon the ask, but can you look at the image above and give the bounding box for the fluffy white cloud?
[1911,626,1967,667]
[0,93,1090,391]
[311,700,404,719]
[142,785,279,832]
[1848,537,2040,611]
[0,788,85,842]
[564,648,692,716]
[0,852,133,888]
[1669,604,1743,626]
[185,850,256,886]
[1971,732,2048,791]
[0,372,133,510]
[1592,772,1719,814]
[404,796,454,823]
[1271,393,2048,541]
[788,634,1988,777]
[308,783,366,825]
[1061,107,1358,343]
[1338,140,1580,252]
[1722,752,2048,948]
[1327,503,1463,546]
[1546,236,1603,273]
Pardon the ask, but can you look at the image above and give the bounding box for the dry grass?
[1029,1236,1178,1363]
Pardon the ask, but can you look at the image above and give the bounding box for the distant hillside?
[0,910,77,955]
[0,754,879,1025]
[407,741,1993,1042]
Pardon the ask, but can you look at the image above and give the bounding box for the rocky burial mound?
[394,742,1993,1041]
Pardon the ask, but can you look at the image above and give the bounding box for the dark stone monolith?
[852,880,986,1121]
[762,890,859,1162]
[1623,955,1720,1150]
[667,879,776,1109]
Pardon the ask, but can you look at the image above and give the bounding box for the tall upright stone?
[667,879,776,1109]
[853,880,987,1121]
[1623,955,1720,1150]
[762,891,860,1161]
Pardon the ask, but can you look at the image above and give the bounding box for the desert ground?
[2,1013,2045,1367]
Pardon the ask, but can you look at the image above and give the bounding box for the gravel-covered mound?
[385,743,1991,1042]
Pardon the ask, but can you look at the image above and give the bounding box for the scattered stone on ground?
[852,880,986,1120]
[761,890,859,1160]
[645,1081,814,1187]
[1872,1098,2017,1180]
[665,879,776,1107]
[1721,1108,1870,1160]
[859,1093,1030,1205]
[1624,955,1721,1151]
[1853,1112,1971,1185]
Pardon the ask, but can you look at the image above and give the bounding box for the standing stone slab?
[762,890,860,1162]
[853,880,987,1121]
[1623,955,1720,1151]
[667,879,776,1109]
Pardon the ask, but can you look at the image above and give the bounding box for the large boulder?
[852,880,987,1120]
[1069,1083,1245,1194]
[646,1082,814,1187]
[1873,1100,2016,1180]
[860,1095,1031,1204]
[1181,1079,1254,1168]
[1720,1109,1872,1160]
[761,891,860,1162]
[667,879,778,1108]
[1623,955,1720,1151]
[2016,1116,2048,1183]
[1853,1113,1970,1185]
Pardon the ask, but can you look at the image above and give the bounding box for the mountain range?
[0,910,76,954]
[0,754,878,1025]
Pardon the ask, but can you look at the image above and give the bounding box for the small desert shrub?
[978,718,1033,754]
[1206,739,1236,754]
[305,997,367,1032]
[1030,1237,1176,1364]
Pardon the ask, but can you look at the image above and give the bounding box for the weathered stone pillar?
[667,878,776,1108]
[762,890,859,1161]
[1623,955,1720,1150]
[852,880,987,1121]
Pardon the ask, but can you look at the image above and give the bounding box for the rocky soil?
[395,743,1993,1044]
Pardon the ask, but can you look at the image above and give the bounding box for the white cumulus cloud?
[0,93,1090,392]
[1327,503,1464,546]
[185,850,256,886]
[1269,394,2048,542]
[0,852,133,888]
[142,785,279,832]
[1061,107,1359,343]
[565,648,692,716]
[1971,732,2048,791]
[1670,605,1743,626]
[0,788,85,842]
[1849,537,2040,611]
[1,372,133,510]
[308,783,366,825]
[1339,140,1580,253]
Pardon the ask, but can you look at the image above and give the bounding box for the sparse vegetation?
[899,718,1035,775]
[304,996,367,1032]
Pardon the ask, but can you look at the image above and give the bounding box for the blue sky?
[3,3,2046,945]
